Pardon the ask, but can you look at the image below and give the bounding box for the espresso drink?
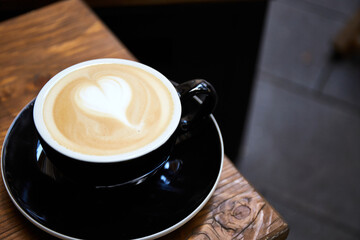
[42,63,174,156]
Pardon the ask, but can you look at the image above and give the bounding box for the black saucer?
[1,100,223,239]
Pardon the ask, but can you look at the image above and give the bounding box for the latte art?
[75,76,140,129]
[42,64,174,156]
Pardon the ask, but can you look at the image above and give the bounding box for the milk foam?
[42,63,175,156]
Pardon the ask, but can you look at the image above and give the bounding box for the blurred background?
[1,0,360,239]
[237,0,360,239]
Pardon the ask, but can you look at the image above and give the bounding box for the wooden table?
[0,0,289,239]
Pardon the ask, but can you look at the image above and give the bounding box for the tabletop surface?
[0,0,289,239]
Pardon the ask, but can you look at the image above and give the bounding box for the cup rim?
[33,58,182,163]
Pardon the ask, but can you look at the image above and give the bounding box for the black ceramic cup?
[33,59,217,188]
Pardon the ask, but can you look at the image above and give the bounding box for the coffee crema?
[43,64,174,156]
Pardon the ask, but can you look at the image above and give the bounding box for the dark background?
[0,0,267,160]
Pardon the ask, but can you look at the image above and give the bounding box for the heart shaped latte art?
[75,76,140,129]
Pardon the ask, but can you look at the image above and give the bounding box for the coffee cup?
[33,59,217,187]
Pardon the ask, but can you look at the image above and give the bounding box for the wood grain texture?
[0,0,288,239]
[159,158,289,240]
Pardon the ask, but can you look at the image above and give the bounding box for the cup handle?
[175,79,217,130]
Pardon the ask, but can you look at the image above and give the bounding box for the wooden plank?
[0,0,288,239]
[160,157,289,240]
